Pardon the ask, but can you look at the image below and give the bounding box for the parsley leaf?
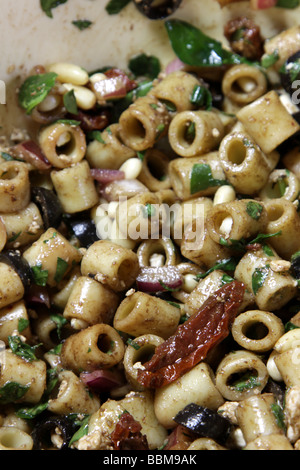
[72,19,93,30]
[31,264,49,287]
[18,73,58,114]
[40,0,68,18]
[190,163,228,195]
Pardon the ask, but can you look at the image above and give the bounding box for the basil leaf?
[40,0,68,18]
[276,0,300,8]
[18,72,58,114]
[72,20,92,30]
[0,382,30,405]
[252,265,270,295]
[261,50,279,68]
[190,85,212,110]
[233,373,261,392]
[105,0,131,14]
[126,338,141,350]
[54,257,69,283]
[16,402,49,419]
[18,318,29,333]
[246,201,264,220]
[165,19,248,67]
[69,415,90,446]
[32,264,49,286]
[8,336,41,362]
[196,257,238,280]
[249,231,282,245]
[63,89,78,115]
[129,53,161,79]
[56,119,81,126]
[190,163,228,195]
[271,403,286,430]
[50,313,68,339]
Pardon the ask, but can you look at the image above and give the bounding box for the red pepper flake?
[111,412,149,451]
[137,280,245,388]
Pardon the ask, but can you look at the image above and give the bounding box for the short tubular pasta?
[113,291,181,339]
[47,370,100,415]
[123,333,165,391]
[154,362,224,429]
[0,262,25,309]
[80,240,139,292]
[263,25,300,71]
[138,148,171,192]
[215,350,269,401]
[236,393,284,445]
[244,434,294,450]
[236,91,300,155]
[0,301,32,345]
[149,70,201,113]
[60,323,125,374]
[231,310,285,353]
[218,132,279,194]
[118,96,170,151]
[137,237,178,267]
[168,110,224,157]
[259,169,300,203]
[0,162,30,213]
[51,160,99,213]
[0,202,43,249]
[187,438,226,450]
[263,198,300,260]
[222,64,267,105]
[206,199,268,245]
[38,121,86,169]
[86,124,135,170]
[282,147,300,179]
[234,245,298,311]
[0,427,34,450]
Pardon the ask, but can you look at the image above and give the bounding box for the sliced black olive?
[291,251,300,279]
[64,214,99,247]
[280,50,300,97]
[31,416,74,450]
[133,0,182,20]
[174,403,232,444]
[31,186,63,229]
[0,250,33,291]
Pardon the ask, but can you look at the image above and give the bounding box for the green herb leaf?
[50,313,68,339]
[165,19,248,68]
[72,19,93,30]
[129,53,161,79]
[246,201,264,220]
[249,231,282,245]
[190,163,228,195]
[196,257,238,280]
[261,49,279,68]
[69,415,90,446]
[190,85,213,110]
[276,0,300,8]
[18,318,29,333]
[54,257,69,283]
[40,0,68,17]
[0,382,30,405]
[8,231,22,243]
[252,265,270,295]
[18,72,58,114]
[271,403,286,430]
[31,264,49,286]
[56,119,81,126]
[63,89,78,115]
[233,373,261,392]
[8,336,41,362]
[105,0,131,14]
[126,338,141,350]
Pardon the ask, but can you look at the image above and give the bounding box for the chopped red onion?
[80,369,123,392]
[90,168,125,184]
[136,266,183,293]
[13,140,51,170]
[165,57,186,75]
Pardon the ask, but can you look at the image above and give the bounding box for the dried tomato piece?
[224,17,264,61]
[137,280,245,388]
[111,412,149,451]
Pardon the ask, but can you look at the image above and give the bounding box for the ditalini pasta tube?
[38,121,86,168]
[63,275,119,327]
[218,132,279,194]
[0,162,30,213]
[86,124,135,170]
[0,262,25,309]
[169,152,227,200]
[259,169,300,203]
[168,110,224,157]
[51,160,99,213]
[47,370,100,415]
[0,301,32,345]
[236,393,285,444]
[0,350,46,404]
[138,148,171,192]
[113,291,181,339]
[206,199,268,245]
[236,91,300,154]
[263,25,300,71]
[118,95,170,151]
[222,64,267,105]
[0,427,34,450]
[154,362,224,429]
[61,323,125,374]
[263,198,300,260]
[23,227,82,287]
[80,240,139,292]
[149,70,201,113]
[234,245,298,311]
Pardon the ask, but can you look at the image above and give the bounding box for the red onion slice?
[165,57,186,75]
[90,168,125,184]
[136,266,183,293]
[80,369,123,393]
[13,140,51,170]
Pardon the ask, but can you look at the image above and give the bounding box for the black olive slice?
[31,186,63,229]
[280,50,300,98]
[291,251,300,279]
[0,250,33,291]
[174,403,232,444]
[31,416,74,450]
[133,0,182,20]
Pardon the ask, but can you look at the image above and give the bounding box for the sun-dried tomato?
[137,280,245,389]
[111,412,149,451]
